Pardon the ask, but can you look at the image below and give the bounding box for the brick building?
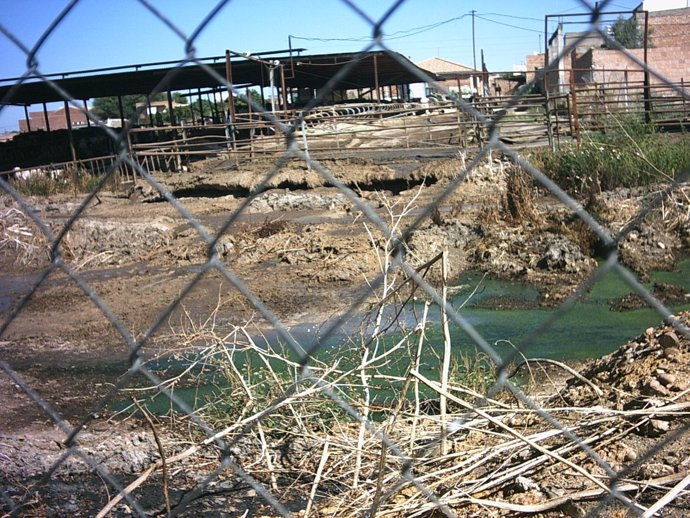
[18,106,89,133]
[414,57,482,100]
[527,2,690,92]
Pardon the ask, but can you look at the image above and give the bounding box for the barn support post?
[23,105,32,132]
[117,95,125,129]
[83,100,91,127]
[166,90,176,125]
[225,50,237,159]
[42,103,51,132]
[146,97,154,127]
[280,64,289,117]
[63,101,77,163]
[301,119,311,171]
[246,87,255,159]
[225,50,236,124]
[374,54,380,103]
[197,88,205,125]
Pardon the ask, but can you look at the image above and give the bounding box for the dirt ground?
[1,154,689,516]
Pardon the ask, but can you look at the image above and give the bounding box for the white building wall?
[641,0,690,11]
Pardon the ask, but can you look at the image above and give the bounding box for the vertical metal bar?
[373,54,380,103]
[269,65,276,116]
[209,92,219,123]
[643,10,652,124]
[42,103,51,132]
[566,94,573,139]
[246,87,253,122]
[166,90,175,125]
[280,64,289,117]
[301,119,310,171]
[246,87,254,159]
[197,88,204,125]
[83,100,91,127]
[117,95,125,129]
[260,65,266,107]
[225,50,236,124]
[63,100,77,162]
[23,105,32,132]
[187,90,195,124]
[569,68,580,147]
[147,97,154,127]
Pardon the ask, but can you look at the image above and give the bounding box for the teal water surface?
[114,259,690,413]
[425,257,690,362]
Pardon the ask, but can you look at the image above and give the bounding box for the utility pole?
[471,10,477,71]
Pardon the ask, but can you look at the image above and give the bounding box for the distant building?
[411,57,482,101]
[529,2,690,92]
[0,131,18,142]
[18,106,89,133]
[639,0,690,11]
[134,100,185,124]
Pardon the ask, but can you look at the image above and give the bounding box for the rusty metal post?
[569,70,580,147]
[566,94,573,138]
[246,87,255,159]
[643,10,652,124]
[541,18,553,149]
[42,103,51,132]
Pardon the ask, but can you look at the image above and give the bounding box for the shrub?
[531,118,690,196]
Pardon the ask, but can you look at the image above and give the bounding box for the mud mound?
[558,311,690,413]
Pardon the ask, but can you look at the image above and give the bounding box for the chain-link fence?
[2,0,690,516]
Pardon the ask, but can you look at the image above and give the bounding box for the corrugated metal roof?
[0,51,439,106]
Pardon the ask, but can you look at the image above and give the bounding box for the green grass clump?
[532,117,690,195]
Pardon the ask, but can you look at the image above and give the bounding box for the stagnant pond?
[419,257,690,361]
[121,258,690,414]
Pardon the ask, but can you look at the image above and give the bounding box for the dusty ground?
[1,154,689,516]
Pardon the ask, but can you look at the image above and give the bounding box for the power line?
[477,12,544,22]
[290,10,547,49]
[291,13,470,43]
[474,14,544,34]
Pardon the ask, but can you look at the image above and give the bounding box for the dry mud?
[1,155,689,516]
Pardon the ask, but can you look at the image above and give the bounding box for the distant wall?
[587,46,690,85]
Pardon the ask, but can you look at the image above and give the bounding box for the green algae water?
[429,257,690,361]
[114,258,690,413]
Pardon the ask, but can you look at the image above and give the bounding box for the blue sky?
[0,0,641,132]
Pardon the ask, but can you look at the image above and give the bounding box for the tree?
[91,93,180,121]
[609,15,645,49]
[91,94,144,120]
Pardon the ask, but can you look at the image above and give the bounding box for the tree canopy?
[91,92,188,121]
[90,90,264,125]
[609,15,645,49]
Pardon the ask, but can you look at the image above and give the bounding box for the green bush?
[531,118,690,195]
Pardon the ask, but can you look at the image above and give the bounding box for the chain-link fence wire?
[1,0,690,516]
